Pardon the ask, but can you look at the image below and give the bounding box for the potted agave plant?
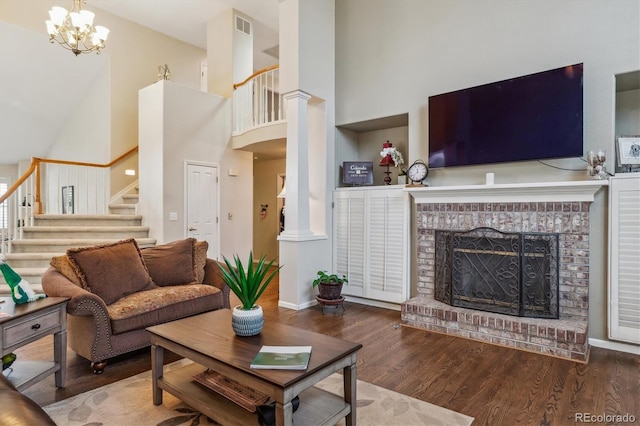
[220,252,281,336]
[312,270,348,300]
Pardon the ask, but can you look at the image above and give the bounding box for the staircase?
[0,193,156,296]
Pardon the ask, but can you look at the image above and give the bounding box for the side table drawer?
[3,310,61,347]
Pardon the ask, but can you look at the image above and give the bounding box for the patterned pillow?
[67,239,156,305]
[50,255,83,287]
[194,240,209,283]
[141,238,197,286]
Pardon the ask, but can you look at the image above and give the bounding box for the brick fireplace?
[401,181,606,362]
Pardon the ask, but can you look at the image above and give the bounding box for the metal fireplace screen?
[434,227,559,319]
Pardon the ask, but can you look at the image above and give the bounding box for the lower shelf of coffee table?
[157,362,350,426]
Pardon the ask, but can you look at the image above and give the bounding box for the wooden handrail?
[233,65,279,90]
[33,146,139,168]
[0,161,36,205]
[0,146,139,211]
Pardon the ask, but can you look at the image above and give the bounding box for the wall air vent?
[235,15,252,36]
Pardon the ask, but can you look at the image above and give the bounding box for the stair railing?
[232,65,285,134]
[0,147,138,255]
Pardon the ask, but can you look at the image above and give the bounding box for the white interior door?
[186,163,218,259]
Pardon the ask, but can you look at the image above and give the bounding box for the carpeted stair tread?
[12,237,156,245]
[0,253,64,260]
[22,226,149,232]
[35,214,142,220]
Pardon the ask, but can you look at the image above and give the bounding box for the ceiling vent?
[235,15,251,36]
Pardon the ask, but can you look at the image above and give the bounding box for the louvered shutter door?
[609,174,640,344]
[367,190,406,302]
[334,191,365,297]
[334,188,408,303]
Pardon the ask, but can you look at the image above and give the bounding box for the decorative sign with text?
[343,161,374,185]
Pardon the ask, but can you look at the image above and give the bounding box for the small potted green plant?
[312,270,348,300]
[219,251,281,336]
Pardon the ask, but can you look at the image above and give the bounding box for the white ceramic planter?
[231,305,264,336]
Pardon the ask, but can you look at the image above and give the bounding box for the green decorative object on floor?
[2,353,16,370]
[0,255,46,304]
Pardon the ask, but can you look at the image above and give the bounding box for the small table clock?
[406,160,428,186]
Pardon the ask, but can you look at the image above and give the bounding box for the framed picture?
[342,161,373,186]
[62,185,74,214]
[616,135,640,166]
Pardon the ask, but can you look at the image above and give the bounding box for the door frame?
[184,160,220,260]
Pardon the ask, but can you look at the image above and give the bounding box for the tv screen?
[428,64,583,168]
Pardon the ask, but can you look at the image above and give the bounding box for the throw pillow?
[141,238,198,287]
[67,239,156,305]
[50,255,83,287]
[194,240,209,283]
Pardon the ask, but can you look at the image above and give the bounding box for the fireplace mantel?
[405,180,608,203]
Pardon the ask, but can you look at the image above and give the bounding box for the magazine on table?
[250,346,312,370]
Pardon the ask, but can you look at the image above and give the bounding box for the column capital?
[282,90,312,101]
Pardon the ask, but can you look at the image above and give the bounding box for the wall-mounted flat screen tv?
[428,63,583,168]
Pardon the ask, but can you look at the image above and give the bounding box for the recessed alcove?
[335,113,409,187]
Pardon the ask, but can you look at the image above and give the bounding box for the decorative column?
[279,90,313,240]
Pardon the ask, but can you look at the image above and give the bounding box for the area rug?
[43,359,473,426]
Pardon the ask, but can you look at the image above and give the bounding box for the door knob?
[189,227,197,231]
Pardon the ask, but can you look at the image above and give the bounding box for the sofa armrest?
[202,259,231,309]
[41,267,109,316]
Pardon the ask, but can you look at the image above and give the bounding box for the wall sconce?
[125,169,136,176]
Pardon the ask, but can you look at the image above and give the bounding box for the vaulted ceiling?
[0,1,280,165]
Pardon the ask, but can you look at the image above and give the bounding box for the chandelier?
[45,0,110,56]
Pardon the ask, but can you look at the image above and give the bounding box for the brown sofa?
[41,238,230,373]
[0,373,55,425]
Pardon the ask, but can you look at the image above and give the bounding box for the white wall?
[1,0,207,197]
[336,0,640,184]
[616,89,640,135]
[335,0,640,342]
[139,81,253,257]
[253,159,285,261]
[49,66,111,165]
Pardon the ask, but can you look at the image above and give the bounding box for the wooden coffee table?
[147,309,362,426]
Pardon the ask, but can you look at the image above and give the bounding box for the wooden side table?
[0,297,69,391]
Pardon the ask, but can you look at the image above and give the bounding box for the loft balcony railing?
[0,147,138,254]
[232,65,285,134]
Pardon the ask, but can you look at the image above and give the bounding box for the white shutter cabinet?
[608,174,640,344]
[334,187,409,304]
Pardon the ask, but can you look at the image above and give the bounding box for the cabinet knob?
[31,323,41,330]
[189,227,197,231]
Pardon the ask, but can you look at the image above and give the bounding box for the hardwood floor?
[14,283,639,425]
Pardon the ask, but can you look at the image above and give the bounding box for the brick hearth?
[402,187,602,362]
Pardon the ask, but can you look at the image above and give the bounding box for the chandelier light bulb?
[94,26,110,42]
[49,7,68,27]
[80,10,95,27]
[45,20,58,36]
[46,0,109,56]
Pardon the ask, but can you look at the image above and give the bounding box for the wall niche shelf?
[336,113,409,188]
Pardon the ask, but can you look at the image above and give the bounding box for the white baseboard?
[342,295,401,311]
[278,299,316,311]
[589,338,640,355]
[278,296,401,312]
